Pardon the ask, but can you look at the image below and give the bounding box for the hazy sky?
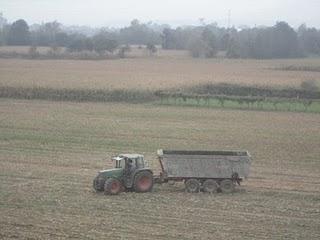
[1,0,320,28]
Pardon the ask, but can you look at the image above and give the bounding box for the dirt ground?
[0,99,319,239]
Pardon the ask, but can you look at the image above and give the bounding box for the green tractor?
[93,154,154,195]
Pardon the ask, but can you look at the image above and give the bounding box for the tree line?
[162,22,320,59]
[0,13,320,59]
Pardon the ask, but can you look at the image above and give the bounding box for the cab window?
[120,159,125,168]
[115,159,125,168]
[136,157,144,168]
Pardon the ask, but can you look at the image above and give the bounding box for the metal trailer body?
[157,149,251,181]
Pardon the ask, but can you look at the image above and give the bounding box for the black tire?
[185,179,200,193]
[219,179,235,193]
[93,176,104,191]
[203,179,218,193]
[104,178,122,195]
[133,171,154,193]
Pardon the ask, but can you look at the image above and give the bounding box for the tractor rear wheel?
[219,179,235,193]
[104,178,122,195]
[185,179,200,193]
[133,171,153,193]
[203,179,218,193]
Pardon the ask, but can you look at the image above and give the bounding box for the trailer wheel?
[104,178,122,195]
[185,179,200,193]
[134,171,154,193]
[93,176,104,191]
[203,179,218,193]
[220,179,235,193]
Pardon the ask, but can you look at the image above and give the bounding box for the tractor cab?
[112,154,147,170]
[93,154,153,195]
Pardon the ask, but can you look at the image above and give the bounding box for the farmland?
[1,51,320,114]
[1,99,320,239]
[1,50,320,90]
[0,50,320,239]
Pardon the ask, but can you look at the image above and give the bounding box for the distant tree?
[226,37,241,58]
[225,22,303,59]
[146,43,157,55]
[0,13,8,45]
[0,32,4,45]
[119,19,161,45]
[118,44,131,58]
[67,38,84,52]
[298,24,320,55]
[252,28,274,59]
[67,35,90,52]
[220,33,230,51]
[188,36,206,58]
[131,19,139,27]
[44,21,61,44]
[84,38,94,51]
[201,27,218,57]
[162,27,192,50]
[55,32,69,47]
[31,21,65,46]
[187,27,218,58]
[272,21,301,58]
[7,19,30,45]
[235,29,256,58]
[162,28,174,49]
[0,16,316,60]
[93,32,118,54]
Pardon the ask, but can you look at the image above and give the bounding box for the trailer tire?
[220,179,235,193]
[134,171,153,193]
[203,179,218,193]
[104,178,122,195]
[185,179,200,193]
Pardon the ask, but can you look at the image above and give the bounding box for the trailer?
[156,149,251,193]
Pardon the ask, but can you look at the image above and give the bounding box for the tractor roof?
[118,154,144,159]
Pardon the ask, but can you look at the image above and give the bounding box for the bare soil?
[0,99,319,239]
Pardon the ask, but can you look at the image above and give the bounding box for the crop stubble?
[0,99,319,239]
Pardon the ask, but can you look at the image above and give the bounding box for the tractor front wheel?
[93,176,104,191]
[134,171,154,193]
[104,178,122,195]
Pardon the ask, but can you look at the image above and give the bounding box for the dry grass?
[1,99,320,239]
[1,53,320,91]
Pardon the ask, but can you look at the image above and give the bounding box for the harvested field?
[1,56,320,91]
[1,99,320,239]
